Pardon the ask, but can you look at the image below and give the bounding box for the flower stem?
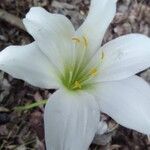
[14,99,48,111]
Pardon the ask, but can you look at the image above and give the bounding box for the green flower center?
[59,36,105,91]
[60,64,98,91]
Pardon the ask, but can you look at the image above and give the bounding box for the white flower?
[0,0,150,149]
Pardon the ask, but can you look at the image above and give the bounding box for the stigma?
[72,36,88,49]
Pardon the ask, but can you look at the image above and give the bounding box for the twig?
[0,9,26,31]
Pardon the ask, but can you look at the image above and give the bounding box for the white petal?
[76,0,116,54]
[0,42,59,89]
[44,90,100,150]
[97,34,150,82]
[23,7,75,72]
[93,76,150,134]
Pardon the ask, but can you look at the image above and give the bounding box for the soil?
[0,0,150,149]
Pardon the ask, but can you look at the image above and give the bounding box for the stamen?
[73,81,82,89]
[68,71,73,84]
[82,36,88,48]
[90,68,97,76]
[72,37,80,43]
[101,51,105,60]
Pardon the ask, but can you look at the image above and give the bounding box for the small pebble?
[0,112,10,125]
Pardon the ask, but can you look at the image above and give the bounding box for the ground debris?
[0,0,150,150]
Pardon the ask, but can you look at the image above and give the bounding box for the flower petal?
[93,76,150,134]
[23,7,75,72]
[96,34,150,82]
[44,90,100,150]
[0,42,59,89]
[76,0,116,54]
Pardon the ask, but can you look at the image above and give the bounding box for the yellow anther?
[82,36,88,48]
[72,37,80,43]
[101,51,105,60]
[90,68,98,76]
[73,81,82,89]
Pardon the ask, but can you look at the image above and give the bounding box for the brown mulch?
[0,0,150,149]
